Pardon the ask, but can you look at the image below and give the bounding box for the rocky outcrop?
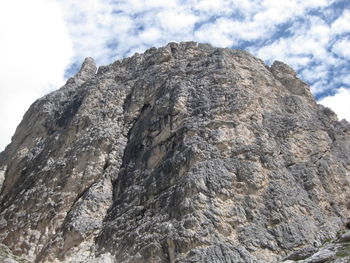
[0,42,349,263]
[283,229,350,262]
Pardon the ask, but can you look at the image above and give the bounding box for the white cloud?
[254,16,333,63]
[194,21,235,47]
[157,11,198,34]
[55,0,344,65]
[249,12,349,98]
[319,88,350,121]
[332,38,350,59]
[331,10,350,35]
[0,0,73,151]
[195,0,231,13]
[310,80,330,95]
[1,0,349,151]
[139,27,162,44]
[301,65,329,82]
[339,74,350,84]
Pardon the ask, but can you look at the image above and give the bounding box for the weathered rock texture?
[0,42,350,263]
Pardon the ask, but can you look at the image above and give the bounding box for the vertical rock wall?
[0,42,349,263]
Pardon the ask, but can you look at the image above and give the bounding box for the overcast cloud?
[0,0,73,151]
[0,0,349,151]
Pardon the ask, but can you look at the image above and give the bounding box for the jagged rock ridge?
[0,42,350,263]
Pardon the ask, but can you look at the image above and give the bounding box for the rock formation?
[0,42,349,263]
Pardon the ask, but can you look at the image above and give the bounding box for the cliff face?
[0,42,350,263]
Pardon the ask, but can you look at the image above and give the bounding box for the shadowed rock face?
[0,42,349,263]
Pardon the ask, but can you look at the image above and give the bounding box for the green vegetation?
[335,242,350,258]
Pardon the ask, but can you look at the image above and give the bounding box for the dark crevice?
[67,180,96,216]
[346,221,350,229]
[103,159,111,171]
[56,96,83,128]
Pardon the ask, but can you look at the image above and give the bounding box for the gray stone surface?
[0,42,350,262]
[282,229,350,262]
[338,231,350,243]
[306,249,336,263]
[285,246,319,261]
[4,258,19,263]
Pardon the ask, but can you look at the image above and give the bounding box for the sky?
[0,0,349,152]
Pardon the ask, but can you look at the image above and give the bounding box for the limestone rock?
[270,61,313,100]
[338,231,350,243]
[283,232,350,263]
[0,243,30,263]
[0,42,350,263]
[306,249,336,263]
[284,246,319,261]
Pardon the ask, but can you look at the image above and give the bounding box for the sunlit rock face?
[0,42,349,263]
